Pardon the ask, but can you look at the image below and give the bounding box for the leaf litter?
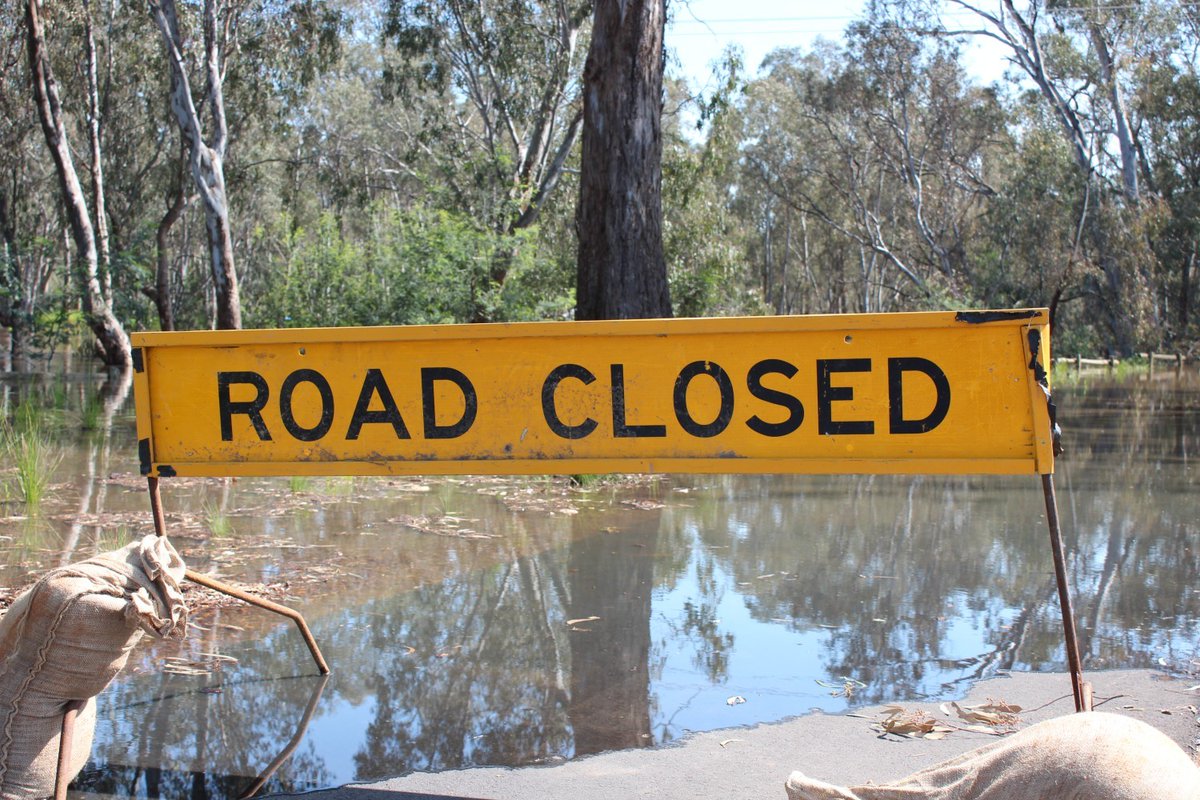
[871,698,1022,740]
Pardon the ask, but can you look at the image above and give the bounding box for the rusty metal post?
[185,569,330,675]
[1041,473,1090,711]
[147,477,330,675]
[148,476,167,537]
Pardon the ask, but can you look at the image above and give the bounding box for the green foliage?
[662,57,768,319]
[78,388,103,432]
[93,526,133,554]
[245,206,569,328]
[1,409,63,512]
[202,499,234,538]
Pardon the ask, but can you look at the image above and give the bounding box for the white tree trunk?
[25,0,130,367]
[148,0,242,329]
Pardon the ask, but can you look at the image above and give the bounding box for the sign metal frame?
[131,310,1058,479]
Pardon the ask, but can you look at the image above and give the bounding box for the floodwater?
[1,367,1198,798]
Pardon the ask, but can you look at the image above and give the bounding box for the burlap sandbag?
[0,535,186,799]
[785,711,1200,800]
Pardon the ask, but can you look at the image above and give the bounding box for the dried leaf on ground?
[940,700,1021,728]
[874,706,954,739]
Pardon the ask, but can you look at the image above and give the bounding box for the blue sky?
[666,0,1013,89]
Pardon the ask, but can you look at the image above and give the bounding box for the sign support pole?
[1041,473,1090,711]
[147,477,331,675]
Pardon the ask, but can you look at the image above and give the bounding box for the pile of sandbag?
[785,711,1200,800]
[0,535,187,799]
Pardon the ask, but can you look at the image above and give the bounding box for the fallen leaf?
[976,699,1022,713]
[727,695,747,706]
[877,707,943,738]
[719,738,744,748]
[943,701,1020,727]
[567,616,601,626]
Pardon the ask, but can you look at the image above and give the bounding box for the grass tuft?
[202,499,235,538]
[1,412,63,512]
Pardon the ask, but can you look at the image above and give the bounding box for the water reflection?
[567,510,657,755]
[1,370,1197,798]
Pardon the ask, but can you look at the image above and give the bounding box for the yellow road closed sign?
[131,310,1057,477]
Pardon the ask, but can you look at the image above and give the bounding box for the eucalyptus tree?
[931,0,1186,351]
[740,44,926,314]
[147,0,243,329]
[24,0,131,367]
[848,19,1004,288]
[739,22,1003,316]
[661,68,764,319]
[1130,4,1200,340]
[84,2,186,334]
[146,0,344,331]
[382,0,590,319]
[0,12,43,367]
[973,118,1098,350]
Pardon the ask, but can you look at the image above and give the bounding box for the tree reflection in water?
[567,509,658,755]
[0,372,1190,798]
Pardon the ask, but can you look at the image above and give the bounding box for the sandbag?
[0,535,187,799]
[785,712,1200,800]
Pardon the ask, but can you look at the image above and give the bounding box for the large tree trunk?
[574,0,671,321]
[149,0,241,330]
[25,0,130,368]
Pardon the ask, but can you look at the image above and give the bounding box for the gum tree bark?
[148,0,241,329]
[574,0,671,321]
[25,0,131,367]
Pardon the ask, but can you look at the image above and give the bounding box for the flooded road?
[1,367,1198,798]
